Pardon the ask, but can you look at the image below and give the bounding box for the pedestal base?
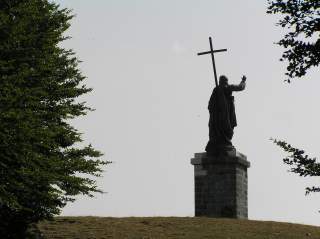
[190,151,250,219]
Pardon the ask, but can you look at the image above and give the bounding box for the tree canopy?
[267,1,320,204]
[0,0,107,237]
[267,0,320,82]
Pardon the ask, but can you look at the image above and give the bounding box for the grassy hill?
[37,217,320,239]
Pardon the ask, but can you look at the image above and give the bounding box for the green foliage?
[267,1,320,208]
[0,0,108,237]
[267,0,320,82]
[272,139,320,194]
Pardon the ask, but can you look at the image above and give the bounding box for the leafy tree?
[272,139,320,194]
[0,0,107,237]
[267,1,320,201]
[267,0,320,82]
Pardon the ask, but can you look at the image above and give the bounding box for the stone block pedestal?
[190,151,250,218]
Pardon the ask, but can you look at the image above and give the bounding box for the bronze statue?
[197,37,247,155]
[205,75,246,155]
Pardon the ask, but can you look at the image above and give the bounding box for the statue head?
[219,75,228,86]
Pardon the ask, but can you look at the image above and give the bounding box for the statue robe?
[205,82,245,154]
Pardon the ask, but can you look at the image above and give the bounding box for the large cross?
[197,37,227,87]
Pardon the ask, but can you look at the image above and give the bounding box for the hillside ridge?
[38,216,320,239]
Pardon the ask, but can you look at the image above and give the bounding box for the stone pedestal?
[190,151,250,218]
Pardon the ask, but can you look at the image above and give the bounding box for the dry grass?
[38,217,320,239]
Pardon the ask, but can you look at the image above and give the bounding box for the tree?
[0,0,108,237]
[272,139,320,194]
[267,1,320,200]
[267,0,320,82]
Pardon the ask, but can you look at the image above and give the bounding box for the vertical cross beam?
[197,37,227,87]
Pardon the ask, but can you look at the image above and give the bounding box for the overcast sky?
[54,0,320,226]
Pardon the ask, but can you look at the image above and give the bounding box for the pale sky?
[55,0,320,226]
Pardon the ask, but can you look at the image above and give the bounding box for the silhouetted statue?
[205,75,246,155]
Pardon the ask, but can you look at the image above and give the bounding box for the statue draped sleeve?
[207,86,233,148]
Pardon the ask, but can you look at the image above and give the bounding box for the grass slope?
[38,217,320,239]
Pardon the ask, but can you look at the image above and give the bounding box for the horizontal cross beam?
[197,49,227,56]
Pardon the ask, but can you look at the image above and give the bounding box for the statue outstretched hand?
[241,75,247,82]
